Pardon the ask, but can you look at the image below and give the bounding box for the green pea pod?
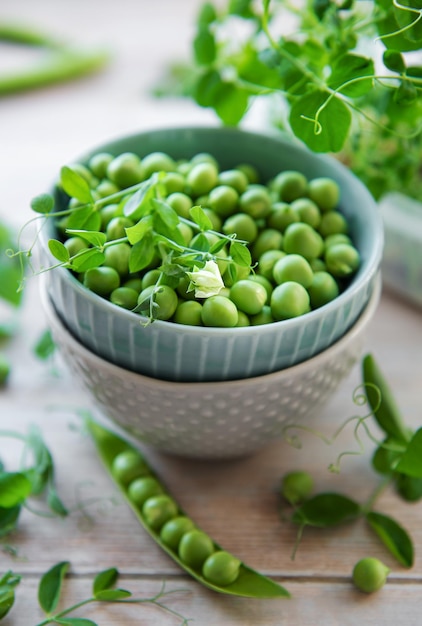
[362,354,410,443]
[86,419,290,599]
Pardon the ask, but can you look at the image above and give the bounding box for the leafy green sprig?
[0,570,21,619]
[280,353,422,567]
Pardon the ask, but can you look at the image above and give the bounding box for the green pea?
[240,185,272,219]
[291,198,321,229]
[352,557,390,593]
[308,271,339,309]
[190,152,219,168]
[107,152,145,188]
[324,233,352,248]
[68,162,93,185]
[178,530,214,569]
[202,550,241,586]
[230,279,267,315]
[218,169,249,194]
[235,310,251,326]
[83,267,120,297]
[252,229,283,260]
[106,216,134,241]
[310,258,326,272]
[142,495,178,530]
[318,211,349,238]
[267,202,299,232]
[64,236,88,258]
[177,222,194,246]
[88,152,114,179]
[272,170,308,202]
[162,171,186,194]
[141,151,176,177]
[209,185,239,218]
[283,222,324,260]
[110,286,139,310]
[201,295,238,327]
[250,305,274,325]
[104,242,131,277]
[123,277,143,293]
[112,450,150,486]
[176,275,197,301]
[100,203,123,229]
[236,162,260,184]
[167,192,193,219]
[138,285,179,321]
[186,162,219,196]
[202,208,222,232]
[222,262,250,287]
[325,243,360,277]
[280,471,314,505]
[0,354,11,385]
[257,249,286,281]
[248,274,273,304]
[95,179,120,199]
[160,516,195,550]
[272,254,314,288]
[222,213,258,243]
[271,281,310,320]
[174,300,203,326]
[127,476,163,507]
[308,177,340,212]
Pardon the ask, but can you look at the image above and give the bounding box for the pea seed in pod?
[325,243,360,277]
[222,213,258,243]
[142,494,179,530]
[218,169,248,194]
[308,271,339,309]
[160,516,195,551]
[201,295,238,327]
[290,198,321,229]
[209,185,239,218]
[352,557,390,593]
[271,170,308,202]
[318,211,349,238]
[104,242,131,277]
[83,267,120,297]
[251,229,283,260]
[186,162,219,196]
[230,279,267,316]
[271,281,310,320]
[174,300,203,326]
[106,152,145,188]
[257,250,286,281]
[202,550,241,586]
[239,185,272,219]
[283,222,324,261]
[272,254,314,288]
[138,285,179,321]
[267,202,300,232]
[111,450,150,486]
[110,286,139,310]
[141,151,176,177]
[88,152,113,179]
[127,476,163,507]
[178,529,215,570]
[308,177,340,212]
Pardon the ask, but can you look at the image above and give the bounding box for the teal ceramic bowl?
[41,126,383,382]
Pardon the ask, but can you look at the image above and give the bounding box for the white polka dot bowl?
[41,276,381,460]
[40,126,383,383]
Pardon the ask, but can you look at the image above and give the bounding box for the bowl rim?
[41,125,384,338]
[41,273,381,389]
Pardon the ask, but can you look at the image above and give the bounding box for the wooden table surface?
[1,1,422,624]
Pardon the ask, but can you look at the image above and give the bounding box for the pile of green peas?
[60,148,360,327]
[111,449,241,586]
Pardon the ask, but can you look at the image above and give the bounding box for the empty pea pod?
[86,419,290,599]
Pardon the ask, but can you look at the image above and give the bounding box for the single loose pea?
[248,274,273,304]
[190,152,219,168]
[236,162,259,184]
[64,236,88,258]
[174,300,203,326]
[222,212,258,243]
[107,152,145,188]
[83,267,120,297]
[325,243,360,277]
[218,169,248,194]
[271,281,310,320]
[240,185,272,219]
[0,354,11,385]
[283,222,324,260]
[280,471,314,504]
[106,216,134,241]
[272,254,314,288]
[68,162,92,185]
[96,179,120,198]
[209,185,239,218]
[110,286,139,310]
[186,162,219,196]
[177,222,194,246]
[162,171,185,194]
[324,233,352,248]
[202,550,241,586]
[112,450,150,486]
[138,285,179,321]
[308,177,340,212]
[252,229,283,260]
[310,258,326,272]
[142,495,179,530]
[127,476,163,507]
[222,262,250,287]
[160,516,195,550]
[272,170,308,202]
[318,211,349,238]
[230,280,267,315]
[201,296,238,327]
[123,277,143,293]
[178,530,215,570]
[308,271,339,309]
[352,557,390,593]
[202,208,222,232]
[291,198,321,229]
[141,151,176,177]
[104,242,131,277]
[257,249,286,281]
[267,202,299,232]
[100,203,122,229]
[167,192,193,219]
[235,310,251,326]
[250,305,274,325]
[88,152,114,178]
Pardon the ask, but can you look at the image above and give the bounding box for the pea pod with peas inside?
[86,419,290,599]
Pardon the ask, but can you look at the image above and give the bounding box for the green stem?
[362,476,393,515]
[36,597,95,625]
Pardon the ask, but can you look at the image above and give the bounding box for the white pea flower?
[186,260,224,298]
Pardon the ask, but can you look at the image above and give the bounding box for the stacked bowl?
[40,127,383,459]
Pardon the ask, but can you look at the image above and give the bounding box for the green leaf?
[47,485,69,517]
[60,166,93,204]
[209,238,227,254]
[292,493,361,527]
[152,198,180,230]
[230,241,251,267]
[94,588,132,601]
[190,232,210,252]
[48,240,70,263]
[371,438,403,475]
[189,205,213,231]
[56,619,97,626]
[198,2,218,26]
[66,205,101,232]
[65,229,106,248]
[395,428,422,477]
[289,90,351,153]
[214,83,249,126]
[123,177,156,220]
[30,193,54,214]
[128,233,155,273]
[394,80,418,105]
[71,248,105,273]
[367,511,414,568]
[362,354,410,443]
[328,53,374,97]
[193,69,224,107]
[125,215,153,245]
[0,505,21,537]
[38,561,70,614]
[395,474,422,502]
[0,472,32,507]
[93,568,119,597]
[229,0,254,17]
[193,27,217,65]
[0,586,15,619]
[33,329,56,360]
[383,49,406,73]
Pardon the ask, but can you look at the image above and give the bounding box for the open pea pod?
[86,419,290,599]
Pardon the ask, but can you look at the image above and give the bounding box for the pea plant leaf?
[66,205,101,232]
[65,229,106,248]
[190,205,213,231]
[70,248,105,273]
[129,233,155,273]
[94,589,132,601]
[366,511,414,568]
[38,561,70,614]
[151,198,180,230]
[395,428,422,478]
[214,83,250,126]
[395,473,422,503]
[0,472,32,507]
[0,505,21,537]
[125,215,153,245]
[92,568,119,597]
[327,53,375,97]
[292,493,361,527]
[0,222,24,307]
[193,26,217,65]
[193,69,224,107]
[33,329,56,360]
[123,176,157,220]
[0,571,21,620]
[55,619,97,626]
[48,240,70,264]
[60,166,93,204]
[30,193,54,214]
[230,241,251,267]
